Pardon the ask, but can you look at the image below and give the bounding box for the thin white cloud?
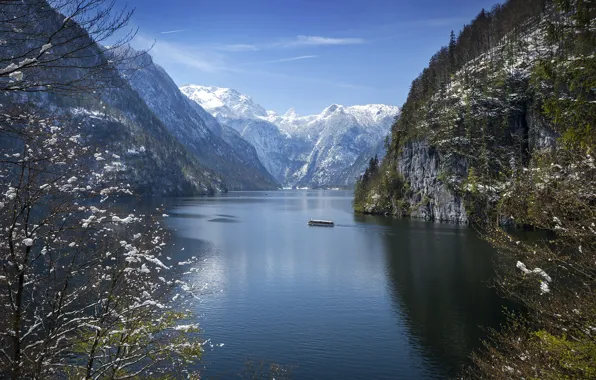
[242,69,371,90]
[131,35,366,90]
[213,35,365,52]
[217,44,260,52]
[161,28,190,35]
[284,35,365,47]
[241,55,317,66]
[133,34,228,73]
[273,55,317,62]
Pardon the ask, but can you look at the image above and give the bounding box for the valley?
[0,0,593,379]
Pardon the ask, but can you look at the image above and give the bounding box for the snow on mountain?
[117,52,278,190]
[181,85,299,181]
[180,85,268,120]
[283,108,299,119]
[181,85,400,187]
[280,104,397,187]
[339,136,388,187]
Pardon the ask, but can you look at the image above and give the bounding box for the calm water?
[163,191,505,379]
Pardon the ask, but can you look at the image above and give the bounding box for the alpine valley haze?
[0,0,594,380]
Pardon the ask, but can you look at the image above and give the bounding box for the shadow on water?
[355,213,509,377]
[208,218,240,223]
[168,212,209,219]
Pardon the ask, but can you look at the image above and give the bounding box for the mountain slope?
[339,136,388,187]
[119,52,279,190]
[180,85,297,182]
[181,85,399,187]
[0,7,225,196]
[271,104,397,187]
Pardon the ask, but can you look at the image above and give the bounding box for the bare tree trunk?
[11,263,24,380]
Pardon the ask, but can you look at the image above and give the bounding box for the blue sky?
[125,0,501,115]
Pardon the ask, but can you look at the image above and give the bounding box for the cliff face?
[119,52,279,190]
[389,109,554,223]
[396,141,468,223]
[358,100,556,222]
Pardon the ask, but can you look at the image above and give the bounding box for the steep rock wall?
[397,141,468,223]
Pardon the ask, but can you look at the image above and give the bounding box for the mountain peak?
[180,84,267,119]
[284,107,298,118]
[322,104,343,116]
[180,83,399,188]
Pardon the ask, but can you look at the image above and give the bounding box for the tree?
[0,1,204,378]
[0,108,204,379]
[0,0,146,95]
[469,148,596,379]
[449,30,457,70]
[468,1,596,377]
[370,154,379,175]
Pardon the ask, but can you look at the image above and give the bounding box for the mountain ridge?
[181,84,399,188]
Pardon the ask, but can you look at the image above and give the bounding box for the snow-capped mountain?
[180,85,268,120]
[181,85,400,187]
[339,136,388,187]
[116,51,278,190]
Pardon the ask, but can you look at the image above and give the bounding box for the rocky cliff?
[395,141,468,223]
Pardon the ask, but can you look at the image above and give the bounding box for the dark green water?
[164,190,505,379]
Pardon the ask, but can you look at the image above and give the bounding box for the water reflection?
[355,213,507,376]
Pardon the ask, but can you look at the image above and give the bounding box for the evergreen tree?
[449,30,457,70]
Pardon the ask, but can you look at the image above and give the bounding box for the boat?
[308,219,335,227]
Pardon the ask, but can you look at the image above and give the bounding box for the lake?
[164,190,505,379]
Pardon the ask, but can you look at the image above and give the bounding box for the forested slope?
[354,0,593,222]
